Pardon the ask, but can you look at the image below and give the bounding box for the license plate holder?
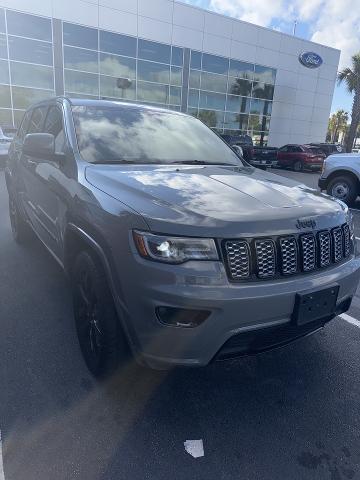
[293,285,339,326]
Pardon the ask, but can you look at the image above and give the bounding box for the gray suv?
[5,98,360,377]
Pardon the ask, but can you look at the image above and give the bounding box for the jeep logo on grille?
[296,218,317,229]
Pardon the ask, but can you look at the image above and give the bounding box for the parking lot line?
[0,431,5,480]
[339,313,360,328]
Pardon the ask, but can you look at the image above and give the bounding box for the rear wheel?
[293,160,304,172]
[326,175,358,206]
[72,250,130,378]
[8,195,32,244]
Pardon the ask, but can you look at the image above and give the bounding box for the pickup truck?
[319,153,360,205]
[5,98,360,377]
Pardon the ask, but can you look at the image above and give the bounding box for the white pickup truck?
[319,153,360,205]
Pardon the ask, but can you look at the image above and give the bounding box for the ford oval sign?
[299,52,323,69]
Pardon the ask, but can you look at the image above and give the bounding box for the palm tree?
[327,110,348,143]
[338,53,360,152]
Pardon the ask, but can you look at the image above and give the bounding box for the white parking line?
[339,313,360,328]
[0,431,5,480]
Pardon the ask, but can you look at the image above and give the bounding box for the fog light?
[156,307,210,328]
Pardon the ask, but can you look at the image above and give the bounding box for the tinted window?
[28,106,47,133]
[100,75,135,100]
[64,46,98,72]
[248,115,270,132]
[0,59,9,84]
[201,72,227,93]
[72,105,242,166]
[252,82,274,100]
[228,78,252,96]
[137,60,170,84]
[254,65,276,84]
[188,89,199,108]
[64,69,98,95]
[189,70,201,89]
[7,11,51,41]
[44,106,66,153]
[190,50,201,69]
[0,108,12,125]
[8,36,53,65]
[12,86,54,109]
[100,53,136,78]
[0,84,11,108]
[229,60,254,79]
[226,95,250,114]
[138,39,170,64]
[170,66,182,86]
[279,146,289,152]
[11,62,54,90]
[202,53,228,75]
[224,112,248,130]
[250,99,272,115]
[0,34,7,59]
[170,86,181,105]
[0,9,5,33]
[305,147,322,154]
[199,91,226,111]
[63,23,98,50]
[99,30,136,57]
[171,46,183,66]
[137,81,169,104]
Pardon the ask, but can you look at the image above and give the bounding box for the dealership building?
[0,0,340,146]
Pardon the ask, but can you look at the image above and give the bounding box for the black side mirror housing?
[231,145,244,157]
[23,133,55,159]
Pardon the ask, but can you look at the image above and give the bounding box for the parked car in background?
[5,98,360,377]
[319,153,360,205]
[220,133,255,164]
[277,144,326,171]
[0,126,13,167]
[253,146,278,167]
[310,143,344,157]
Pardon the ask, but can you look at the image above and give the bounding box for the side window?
[293,146,302,152]
[44,106,66,153]
[279,146,288,152]
[17,110,32,142]
[27,106,47,134]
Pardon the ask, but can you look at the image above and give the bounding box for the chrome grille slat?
[280,237,298,274]
[224,240,250,279]
[332,227,343,262]
[343,224,351,257]
[318,231,331,267]
[255,240,276,278]
[223,223,352,282]
[300,234,316,271]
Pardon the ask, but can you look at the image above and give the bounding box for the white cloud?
[207,0,360,69]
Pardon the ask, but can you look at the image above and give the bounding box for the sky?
[185,0,360,117]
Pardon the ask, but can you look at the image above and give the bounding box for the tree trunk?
[345,91,360,152]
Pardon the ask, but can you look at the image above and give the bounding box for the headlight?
[133,231,219,264]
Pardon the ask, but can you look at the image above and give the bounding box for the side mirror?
[23,133,55,159]
[231,145,243,157]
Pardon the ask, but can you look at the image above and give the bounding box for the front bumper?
[118,254,360,369]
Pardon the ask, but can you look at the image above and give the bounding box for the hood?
[85,164,348,236]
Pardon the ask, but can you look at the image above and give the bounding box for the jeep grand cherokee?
[5,98,360,377]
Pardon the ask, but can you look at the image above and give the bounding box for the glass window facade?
[0,7,277,144]
[188,50,275,145]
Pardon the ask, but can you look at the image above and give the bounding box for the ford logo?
[299,52,323,69]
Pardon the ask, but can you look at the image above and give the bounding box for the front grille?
[224,223,352,282]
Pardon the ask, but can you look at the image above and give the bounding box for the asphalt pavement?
[1,168,360,480]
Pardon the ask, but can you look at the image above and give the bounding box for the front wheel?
[326,175,358,206]
[72,250,130,378]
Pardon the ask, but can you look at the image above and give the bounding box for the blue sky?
[185,0,357,117]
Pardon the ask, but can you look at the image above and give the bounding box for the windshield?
[72,105,243,166]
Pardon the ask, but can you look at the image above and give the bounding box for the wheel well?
[326,170,360,191]
[64,227,104,276]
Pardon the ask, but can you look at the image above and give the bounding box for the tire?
[326,175,358,206]
[71,250,130,378]
[293,160,304,172]
[8,194,32,245]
